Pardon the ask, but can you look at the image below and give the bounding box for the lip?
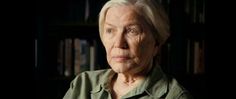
[112,56,130,62]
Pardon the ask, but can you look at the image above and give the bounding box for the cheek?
[102,36,111,51]
[137,38,156,59]
[102,38,113,60]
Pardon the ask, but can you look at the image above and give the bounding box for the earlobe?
[153,45,159,56]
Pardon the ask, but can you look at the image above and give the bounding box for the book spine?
[74,38,81,76]
[64,39,73,77]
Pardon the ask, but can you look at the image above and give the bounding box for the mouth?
[112,56,130,62]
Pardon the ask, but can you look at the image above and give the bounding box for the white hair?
[99,0,170,45]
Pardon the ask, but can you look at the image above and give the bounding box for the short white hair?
[99,0,170,45]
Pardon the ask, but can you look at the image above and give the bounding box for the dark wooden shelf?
[46,24,99,39]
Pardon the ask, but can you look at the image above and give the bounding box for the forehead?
[105,5,141,24]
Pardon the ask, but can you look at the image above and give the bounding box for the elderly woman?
[63,0,193,99]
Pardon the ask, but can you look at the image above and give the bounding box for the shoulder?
[167,76,193,99]
[63,69,112,99]
[72,69,112,86]
[81,69,112,81]
[146,74,193,99]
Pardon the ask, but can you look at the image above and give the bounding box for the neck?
[117,60,153,86]
[111,60,155,99]
[111,73,145,99]
[116,73,144,86]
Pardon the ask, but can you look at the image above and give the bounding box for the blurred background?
[33,0,206,99]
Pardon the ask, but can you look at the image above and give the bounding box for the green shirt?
[63,66,193,99]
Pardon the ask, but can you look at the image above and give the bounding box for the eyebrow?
[126,23,140,27]
[105,22,140,28]
[104,22,115,27]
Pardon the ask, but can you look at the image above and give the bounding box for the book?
[79,39,90,73]
[89,40,97,71]
[57,40,64,76]
[74,38,81,76]
[186,39,191,74]
[193,40,205,74]
[64,38,73,77]
[35,39,37,68]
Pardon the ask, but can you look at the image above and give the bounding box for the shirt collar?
[90,64,169,98]
[122,65,168,98]
[90,69,114,93]
[145,65,168,98]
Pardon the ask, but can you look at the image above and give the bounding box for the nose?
[114,32,128,49]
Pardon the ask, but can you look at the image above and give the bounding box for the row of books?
[57,38,98,77]
[55,39,205,77]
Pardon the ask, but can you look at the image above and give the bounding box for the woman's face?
[102,5,158,75]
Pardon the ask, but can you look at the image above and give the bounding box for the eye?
[127,28,135,33]
[105,28,114,34]
[126,26,142,35]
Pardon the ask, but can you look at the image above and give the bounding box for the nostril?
[121,43,129,49]
[114,41,129,49]
[114,38,129,49]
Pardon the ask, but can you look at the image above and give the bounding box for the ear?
[153,45,159,57]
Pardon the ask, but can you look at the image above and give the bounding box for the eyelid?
[127,27,135,32]
[105,28,113,33]
[126,26,141,34]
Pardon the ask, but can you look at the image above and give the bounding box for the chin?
[110,63,132,73]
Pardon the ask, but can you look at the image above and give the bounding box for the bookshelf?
[34,0,108,99]
[34,0,206,99]
[35,24,109,99]
[159,0,206,98]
